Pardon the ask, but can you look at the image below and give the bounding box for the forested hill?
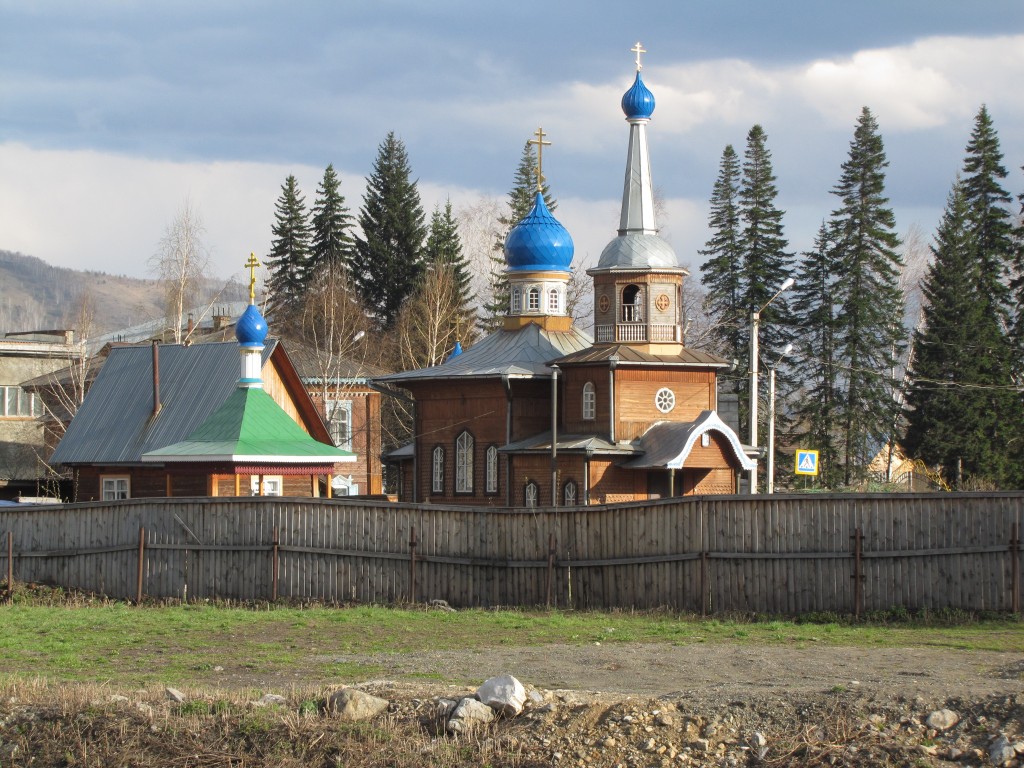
[0,250,245,338]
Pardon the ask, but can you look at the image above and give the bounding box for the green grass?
[0,596,1021,687]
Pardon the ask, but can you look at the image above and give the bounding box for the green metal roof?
[142,386,354,464]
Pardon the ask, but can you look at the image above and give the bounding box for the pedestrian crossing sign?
[795,449,819,475]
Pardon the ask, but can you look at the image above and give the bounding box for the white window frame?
[1,385,37,418]
[563,480,577,506]
[325,398,353,450]
[485,445,499,494]
[527,287,541,312]
[101,475,131,501]
[582,382,596,421]
[432,446,444,494]
[524,481,539,508]
[547,287,560,314]
[250,475,283,496]
[655,387,676,414]
[456,431,474,493]
[511,287,522,314]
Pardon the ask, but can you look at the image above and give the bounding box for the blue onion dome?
[235,303,268,347]
[447,341,463,361]
[621,71,655,120]
[504,192,575,272]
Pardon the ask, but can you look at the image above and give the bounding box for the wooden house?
[380,59,755,505]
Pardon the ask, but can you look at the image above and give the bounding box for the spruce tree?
[828,107,905,485]
[699,144,744,363]
[425,199,477,342]
[790,223,843,487]
[480,141,556,331]
[351,131,427,330]
[737,125,794,443]
[308,164,354,278]
[265,174,312,322]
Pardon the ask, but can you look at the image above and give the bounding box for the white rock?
[925,708,959,731]
[327,688,389,721]
[109,695,129,703]
[990,735,1016,766]
[447,697,495,733]
[476,674,527,717]
[258,694,287,706]
[165,687,186,703]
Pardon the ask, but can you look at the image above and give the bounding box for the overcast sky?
[2,0,1023,288]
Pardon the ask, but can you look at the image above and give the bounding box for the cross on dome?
[245,252,261,303]
[528,126,551,192]
[632,41,646,71]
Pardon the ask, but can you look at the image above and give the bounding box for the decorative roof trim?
[655,411,755,471]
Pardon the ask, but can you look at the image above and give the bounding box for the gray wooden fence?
[1,493,1021,615]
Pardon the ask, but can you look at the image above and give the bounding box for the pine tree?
[308,164,354,279]
[790,223,843,487]
[699,144,744,363]
[828,107,905,485]
[265,174,312,322]
[351,132,427,330]
[480,141,556,331]
[737,125,794,443]
[425,199,477,343]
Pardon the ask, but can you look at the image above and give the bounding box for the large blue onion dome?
[235,303,269,347]
[621,71,655,120]
[504,192,574,272]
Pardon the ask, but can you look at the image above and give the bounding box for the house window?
[432,446,445,494]
[456,431,474,493]
[527,287,541,312]
[622,284,643,322]
[1,386,37,417]
[655,387,676,413]
[101,476,130,500]
[563,480,578,506]
[250,475,283,496]
[485,445,499,494]
[547,287,560,314]
[511,287,522,314]
[524,481,539,508]
[325,399,353,450]
[582,382,596,421]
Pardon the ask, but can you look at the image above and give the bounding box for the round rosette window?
[655,387,675,413]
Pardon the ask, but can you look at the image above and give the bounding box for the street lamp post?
[748,277,794,494]
[767,342,793,495]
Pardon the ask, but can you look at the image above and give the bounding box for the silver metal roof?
[553,343,728,368]
[622,411,756,471]
[378,323,593,384]
[500,431,635,455]
[50,341,275,466]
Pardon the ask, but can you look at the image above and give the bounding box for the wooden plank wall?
[1,492,1021,614]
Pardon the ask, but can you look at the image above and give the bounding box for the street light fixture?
[748,277,794,494]
[767,342,793,495]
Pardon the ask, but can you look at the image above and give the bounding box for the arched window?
[432,446,444,494]
[485,445,499,494]
[563,479,578,506]
[547,287,560,314]
[511,287,522,314]
[456,431,474,493]
[527,287,541,312]
[582,382,596,421]
[622,284,643,322]
[524,481,539,508]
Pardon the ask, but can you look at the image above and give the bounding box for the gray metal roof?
[553,343,729,368]
[286,342,389,384]
[593,233,686,272]
[50,341,275,466]
[500,431,635,455]
[378,323,593,384]
[622,411,756,471]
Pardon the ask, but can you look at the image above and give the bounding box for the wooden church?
[381,50,755,506]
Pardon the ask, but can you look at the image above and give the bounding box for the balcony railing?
[594,324,679,343]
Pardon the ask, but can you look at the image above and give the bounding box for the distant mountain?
[0,250,247,338]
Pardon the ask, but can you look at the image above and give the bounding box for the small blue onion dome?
[504,192,574,272]
[447,341,463,361]
[621,71,655,120]
[235,303,268,347]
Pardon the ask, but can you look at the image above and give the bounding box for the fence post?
[408,526,417,604]
[546,532,555,607]
[272,527,279,602]
[6,531,12,600]
[700,550,708,617]
[851,527,864,619]
[1011,523,1021,615]
[136,527,145,603]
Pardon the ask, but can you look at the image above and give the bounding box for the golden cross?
[632,41,646,71]
[245,252,261,302]
[529,126,551,192]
